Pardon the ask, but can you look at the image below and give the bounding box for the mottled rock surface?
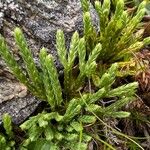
[0,78,41,124]
[0,0,97,124]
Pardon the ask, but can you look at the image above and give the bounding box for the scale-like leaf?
[79,115,96,124]
[2,114,13,137]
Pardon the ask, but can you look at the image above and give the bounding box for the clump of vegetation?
[0,0,149,149]
[0,27,139,149]
[81,0,150,75]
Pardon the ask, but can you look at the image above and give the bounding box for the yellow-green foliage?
[0,114,15,150]
[0,27,138,149]
[0,0,146,149]
[81,0,150,63]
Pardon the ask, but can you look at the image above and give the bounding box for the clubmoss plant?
[0,114,15,150]
[0,27,139,149]
[81,0,150,75]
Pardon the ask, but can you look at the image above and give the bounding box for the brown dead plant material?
[122,97,150,149]
[135,49,150,106]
